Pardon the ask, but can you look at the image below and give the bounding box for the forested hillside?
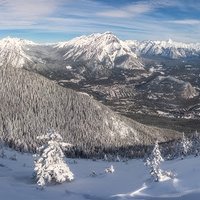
[0,66,180,158]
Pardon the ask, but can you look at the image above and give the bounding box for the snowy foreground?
[1,149,200,200]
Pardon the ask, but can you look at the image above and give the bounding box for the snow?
[0,37,36,68]
[156,110,174,118]
[1,147,200,200]
[125,39,200,59]
[107,116,139,140]
[145,141,166,182]
[55,32,144,70]
[34,132,74,187]
[66,65,72,70]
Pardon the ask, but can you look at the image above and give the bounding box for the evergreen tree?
[145,141,164,182]
[192,130,200,156]
[180,133,191,159]
[105,165,115,173]
[116,155,120,162]
[104,154,108,161]
[0,142,6,158]
[34,130,74,188]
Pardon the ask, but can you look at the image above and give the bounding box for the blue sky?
[0,0,199,42]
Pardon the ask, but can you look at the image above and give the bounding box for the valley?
[1,32,200,135]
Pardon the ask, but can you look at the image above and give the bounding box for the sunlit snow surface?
[0,37,36,68]
[1,148,200,200]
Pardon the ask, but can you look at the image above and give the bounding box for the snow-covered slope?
[126,39,200,59]
[0,66,180,157]
[1,148,200,200]
[0,37,36,68]
[55,32,144,78]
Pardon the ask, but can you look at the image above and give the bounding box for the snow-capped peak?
[0,36,36,46]
[55,32,144,75]
[167,38,173,44]
[0,37,35,68]
[57,32,120,49]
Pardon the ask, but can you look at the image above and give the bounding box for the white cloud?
[0,0,68,26]
[96,0,180,18]
[97,2,152,18]
[170,19,200,25]
[0,0,199,43]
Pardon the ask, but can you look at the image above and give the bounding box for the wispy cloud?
[0,0,67,24]
[97,2,152,18]
[97,0,180,18]
[0,0,199,42]
[9,0,55,18]
[170,19,200,25]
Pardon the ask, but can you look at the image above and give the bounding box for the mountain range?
[125,38,200,59]
[1,32,200,71]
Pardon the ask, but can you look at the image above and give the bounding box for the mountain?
[138,75,199,100]
[126,39,200,59]
[55,32,144,79]
[0,37,36,68]
[0,33,144,81]
[1,35,200,71]
[0,65,180,158]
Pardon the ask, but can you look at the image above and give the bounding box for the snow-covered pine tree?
[192,130,200,156]
[104,154,108,161]
[145,141,164,182]
[116,155,120,162]
[34,130,74,188]
[180,133,192,159]
[0,142,6,158]
[105,165,115,173]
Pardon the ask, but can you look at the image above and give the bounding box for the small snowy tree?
[180,133,192,159]
[145,141,164,182]
[105,165,115,173]
[0,148,6,158]
[104,154,108,161]
[0,142,6,158]
[116,155,120,162]
[192,130,200,156]
[34,130,74,188]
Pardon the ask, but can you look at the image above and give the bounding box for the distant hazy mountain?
[125,39,200,59]
[0,65,179,157]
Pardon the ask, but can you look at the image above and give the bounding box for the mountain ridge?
[0,33,200,70]
[125,39,200,59]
